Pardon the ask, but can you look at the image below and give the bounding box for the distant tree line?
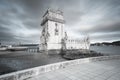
[91,41,120,46]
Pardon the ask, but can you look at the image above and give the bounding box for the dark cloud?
[0,26,16,42]
[79,20,120,34]
[90,32,120,42]
[0,0,120,44]
[93,22,120,33]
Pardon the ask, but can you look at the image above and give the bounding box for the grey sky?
[0,0,120,44]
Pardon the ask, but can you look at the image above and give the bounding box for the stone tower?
[40,9,65,51]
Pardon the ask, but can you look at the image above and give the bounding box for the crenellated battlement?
[41,9,65,26]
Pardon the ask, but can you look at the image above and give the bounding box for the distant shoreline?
[91,40,120,46]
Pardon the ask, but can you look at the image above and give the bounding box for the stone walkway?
[28,59,120,80]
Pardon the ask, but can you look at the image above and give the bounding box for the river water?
[0,45,120,75]
[0,52,66,75]
[90,45,120,55]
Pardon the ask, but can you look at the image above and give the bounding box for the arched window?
[55,23,59,35]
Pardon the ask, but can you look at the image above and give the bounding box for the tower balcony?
[41,15,65,26]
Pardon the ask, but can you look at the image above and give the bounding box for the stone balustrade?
[0,55,120,80]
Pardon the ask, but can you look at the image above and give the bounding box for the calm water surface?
[0,52,66,75]
[90,45,120,55]
[0,45,120,75]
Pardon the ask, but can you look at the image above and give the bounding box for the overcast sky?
[0,0,120,44]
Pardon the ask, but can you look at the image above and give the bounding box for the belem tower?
[39,9,90,52]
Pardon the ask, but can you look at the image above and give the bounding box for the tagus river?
[90,45,120,55]
[0,45,120,75]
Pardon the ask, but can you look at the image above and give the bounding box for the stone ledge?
[0,55,120,80]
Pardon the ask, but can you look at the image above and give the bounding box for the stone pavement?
[28,59,120,80]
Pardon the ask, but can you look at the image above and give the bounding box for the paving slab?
[28,59,120,80]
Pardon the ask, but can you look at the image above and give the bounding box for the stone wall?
[0,55,120,80]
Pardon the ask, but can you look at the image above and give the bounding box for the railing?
[0,55,120,80]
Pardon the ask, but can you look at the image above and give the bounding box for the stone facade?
[40,9,90,51]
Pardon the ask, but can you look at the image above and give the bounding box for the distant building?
[16,44,39,52]
[40,9,90,51]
